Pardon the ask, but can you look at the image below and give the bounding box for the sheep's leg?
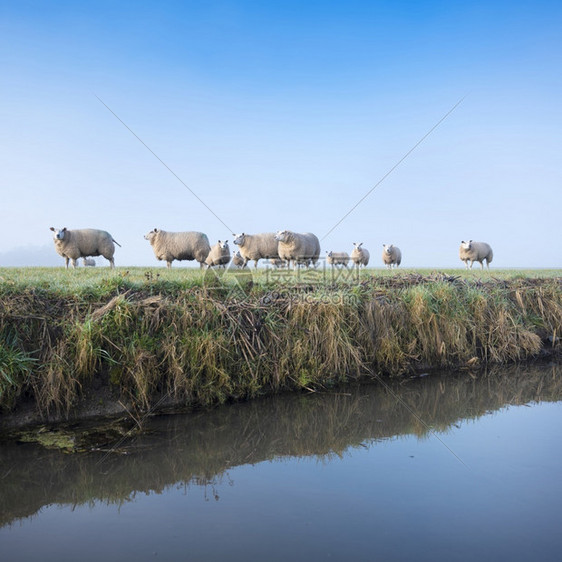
[109,258,115,269]
[167,261,172,269]
[71,258,77,269]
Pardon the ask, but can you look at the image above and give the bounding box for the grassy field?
[0,266,560,421]
[1,265,561,292]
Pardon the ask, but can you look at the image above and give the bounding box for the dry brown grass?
[0,273,560,417]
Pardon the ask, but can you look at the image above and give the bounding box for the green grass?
[0,266,560,294]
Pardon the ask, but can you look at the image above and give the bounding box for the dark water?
[1,362,562,561]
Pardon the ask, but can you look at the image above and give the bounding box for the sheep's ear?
[62,227,67,232]
[50,227,55,231]
[225,240,228,244]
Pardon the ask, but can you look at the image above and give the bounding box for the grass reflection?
[1,361,561,527]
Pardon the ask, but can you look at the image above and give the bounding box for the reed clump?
[0,269,560,418]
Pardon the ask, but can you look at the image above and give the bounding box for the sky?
[1,0,561,268]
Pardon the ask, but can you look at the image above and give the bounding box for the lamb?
[459,240,493,270]
[205,240,231,268]
[144,228,210,268]
[382,244,402,269]
[82,258,96,267]
[50,227,121,269]
[351,242,370,268]
[275,230,320,269]
[326,251,350,267]
[231,250,246,268]
[232,232,280,268]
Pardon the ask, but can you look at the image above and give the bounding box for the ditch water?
[1,362,562,561]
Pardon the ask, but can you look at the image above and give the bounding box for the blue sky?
[1,0,561,267]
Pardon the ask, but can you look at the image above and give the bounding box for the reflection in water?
[1,361,560,529]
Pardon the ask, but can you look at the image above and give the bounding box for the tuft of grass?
[0,334,37,410]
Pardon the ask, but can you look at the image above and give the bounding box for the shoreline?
[1,269,561,432]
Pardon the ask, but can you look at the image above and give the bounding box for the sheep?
[231,250,246,268]
[50,227,121,269]
[326,251,350,267]
[268,258,286,268]
[274,230,320,269]
[351,242,370,268]
[144,228,210,268]
[205,240,231,268]
[232,232,280,268]
[382,244,402,269]
[459,240,493,270]
[82,258,96,267]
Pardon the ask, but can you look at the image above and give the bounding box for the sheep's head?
[275,230,290,242]
[50,227,67,241]
[233,233,245,246]
[219,240,229,249]
[383,244,393,254]
[144,228,160,242]
[460,240,472,250]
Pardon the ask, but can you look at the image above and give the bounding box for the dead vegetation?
[0,272,560,418]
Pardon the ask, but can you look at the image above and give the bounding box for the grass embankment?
[0,267,560,421]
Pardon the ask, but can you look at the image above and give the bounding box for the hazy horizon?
[2,1,561,269]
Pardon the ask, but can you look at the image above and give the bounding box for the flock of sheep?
[49,227,494,271]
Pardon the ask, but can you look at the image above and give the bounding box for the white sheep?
[326,251,350,267]
[144,228,210,268]
[231,250,246,268]
[275,230,320,269]
[82,258,96,267]
[205,240,231,268]
[232,232,280,268]
[351,242,370,268]
[50,227,121,269]
[382,244,402,269]
[459,240,493,270]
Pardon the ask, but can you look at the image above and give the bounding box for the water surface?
[1,363,561,561]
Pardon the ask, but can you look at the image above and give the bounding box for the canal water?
[1,362,561,561]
